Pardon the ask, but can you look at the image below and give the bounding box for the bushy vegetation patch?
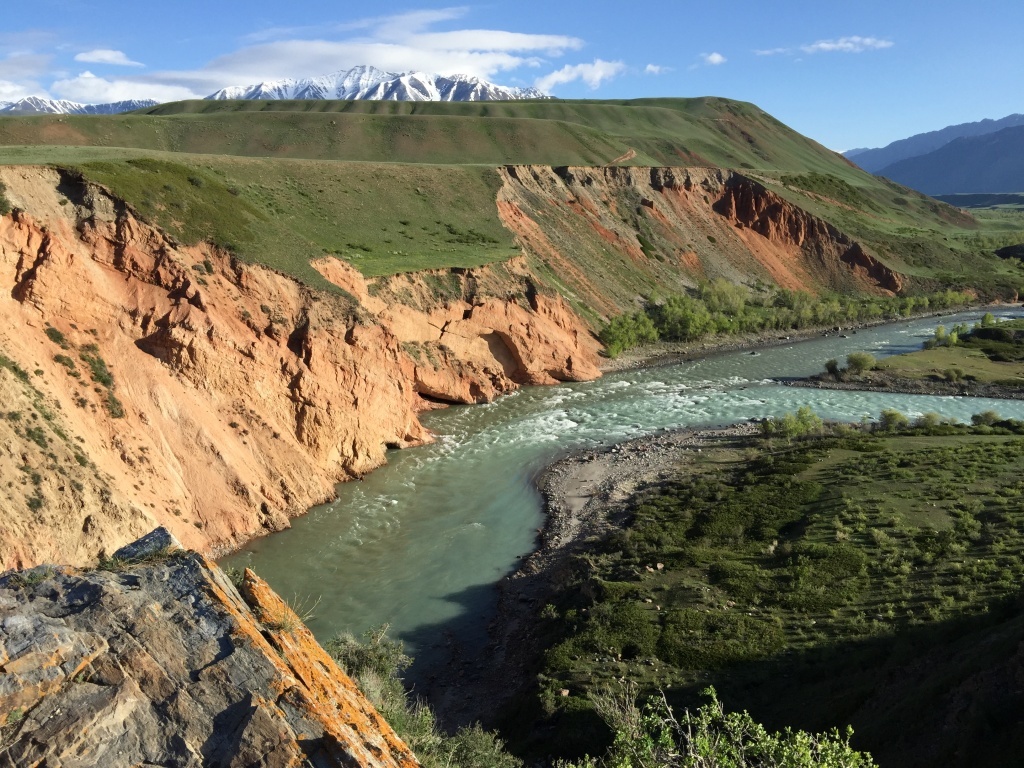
[560,684,876,768]
[326,626,521,768]
[599,281,972,357]
[511,415,1024,764]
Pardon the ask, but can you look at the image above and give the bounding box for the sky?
[2,0,1022,151]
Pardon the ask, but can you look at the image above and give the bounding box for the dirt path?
[605,147,637,165]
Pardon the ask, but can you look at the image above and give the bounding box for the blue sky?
[2,1,1022,151]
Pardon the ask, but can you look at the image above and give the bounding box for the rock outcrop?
[0,528,419,767]
[497,165,904,315]
[0,167,601,569]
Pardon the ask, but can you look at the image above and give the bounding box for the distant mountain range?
[845,113,1024,173]
[871,125,1024,196]
[206,65,548,102]
[845,113,1024,195]
[0,66,547,119]
[0,97,158,115]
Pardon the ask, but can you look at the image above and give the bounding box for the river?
[221,309,1024,676]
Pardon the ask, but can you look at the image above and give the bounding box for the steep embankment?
[497,166,902,319]
[0,528,419,767]
[0,162,906,571]
[0,166,599,570]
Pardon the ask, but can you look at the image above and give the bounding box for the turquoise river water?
[221,309,1024,674]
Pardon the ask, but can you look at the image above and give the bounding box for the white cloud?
[644,64,670,75]
[50,71,200,103]
[0,52,51,79]
[137,8,586,97]
[801,36,893,54]
[0,53,51,101]
[701,52,727,66]
[754,47,791,56]
[8,9,601,104]
[534,59,626,93]
[74,49,143,67]
[0,79,42,101]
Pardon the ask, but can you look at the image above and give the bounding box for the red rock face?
[496,165,905,311]
[0,167,602,569]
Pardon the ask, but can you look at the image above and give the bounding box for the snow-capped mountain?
[0,97,158,115]
[206,65,548,102]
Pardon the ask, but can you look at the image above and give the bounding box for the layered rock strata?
[497,165,902,314]
[0,528,419,767]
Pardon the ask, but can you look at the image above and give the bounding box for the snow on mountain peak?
[0,97,158,115]
[206,66,549,103]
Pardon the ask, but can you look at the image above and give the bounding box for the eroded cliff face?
[0,529,420,767]
[0,167,600,569]
[313,256,601,403]
[497,165,903,315]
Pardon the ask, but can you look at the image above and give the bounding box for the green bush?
[44,326,70,349]
[972,410,1001,426]
[877,409,910,432]
[599,313,659,358]
[560,686,876,768]
[759,406,823,439]
[0,181,11,215]
[79,346,114,388]
[325,626,521,768]
[845,351,876,374]
[596,288,973,357]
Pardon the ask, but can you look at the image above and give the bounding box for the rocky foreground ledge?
[0,528,419,768]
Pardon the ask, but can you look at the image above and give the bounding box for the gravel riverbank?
[784,374,1024,401]
[428,421,760,730]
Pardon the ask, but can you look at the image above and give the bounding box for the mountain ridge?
[0,96,158,115]
[876,124,1024,195]
[846,112,1024,173]
[206,64,548,102]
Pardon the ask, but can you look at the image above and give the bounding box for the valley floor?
[427,422,758,729]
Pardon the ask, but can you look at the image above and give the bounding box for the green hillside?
[0,98,858,174]
[0,97,1021,294]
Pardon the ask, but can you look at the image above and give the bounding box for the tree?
[824,358,841,379]
[878,409,909,432]
[972,410,1001,426]
[845,352,876,375]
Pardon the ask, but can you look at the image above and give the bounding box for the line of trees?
[599,281,973,357]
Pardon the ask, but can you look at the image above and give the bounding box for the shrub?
[824,358,840,378]
[599,313,658,358]
[878,409,909,432]
[913,412,943,429]
[561,685,876,768]
[79,348,114,388]
[0,181,11,215]
[44,326,70,349]
[972,410,1001,426]
[845,351,876,374]
[325,626,521,768]
[760,406,823,439]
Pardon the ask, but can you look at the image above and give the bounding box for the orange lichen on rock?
[240,570,419,767]
[0,529,420,767]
